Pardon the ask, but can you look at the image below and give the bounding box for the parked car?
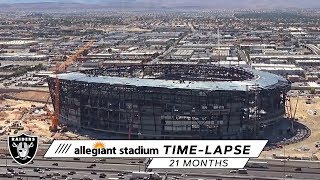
[285,175,293,178]
[68,171,76,175]
[33,168,40,172]
[18,170,26,174]
[53,172,61,176]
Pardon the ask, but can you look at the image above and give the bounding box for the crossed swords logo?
[11,142,34,160]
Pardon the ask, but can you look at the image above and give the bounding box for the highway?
[1,142,320,179]
[1,141,320,179]
[304,44,320,55]
[0,156,320,179]
[0,167,124,180]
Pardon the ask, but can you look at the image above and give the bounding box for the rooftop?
[53,65,289,92]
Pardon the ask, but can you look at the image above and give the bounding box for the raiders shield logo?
[8,133,38,165]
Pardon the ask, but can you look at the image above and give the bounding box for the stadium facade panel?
[48,64,290,139]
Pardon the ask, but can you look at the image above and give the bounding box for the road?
[1,141,320,179]
[0,85,49,92]
[149,32,189,65]
[0,157,320,179]
[304,44,320,55]
[238,50,249,65]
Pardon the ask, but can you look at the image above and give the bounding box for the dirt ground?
[0,94,87,142]
[261,96,320,159]
[11,90,50,103]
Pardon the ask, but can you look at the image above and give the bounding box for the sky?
[0,0,319,9]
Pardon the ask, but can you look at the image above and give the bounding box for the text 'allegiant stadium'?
[74,145,251,156]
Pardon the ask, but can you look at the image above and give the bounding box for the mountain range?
[0,0,319,9]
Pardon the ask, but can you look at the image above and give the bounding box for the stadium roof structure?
[53,65,289,92]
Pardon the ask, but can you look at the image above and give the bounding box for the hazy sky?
[0,0,319,9]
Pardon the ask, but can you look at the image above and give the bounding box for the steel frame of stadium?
[48,65,290,139]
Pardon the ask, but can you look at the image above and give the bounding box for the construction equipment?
[285,93,300,134]
[50,40,95,132]
[286,93,299,120]
[43,104,53,121]
[285,96,292,120]
[292,95,299,120]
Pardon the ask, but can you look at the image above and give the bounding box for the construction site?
[261,94,320,160]
[0,90,90,143]
[0,41,318,159]
[47,64,290,140]
[0,41,95,143]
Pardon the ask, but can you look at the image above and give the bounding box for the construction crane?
[49,40,95,132]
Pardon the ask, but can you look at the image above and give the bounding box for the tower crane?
[48,40,95,132]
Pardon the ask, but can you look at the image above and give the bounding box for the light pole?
[283,139,287,179]
[138,132,142,172]
[138,159,141,172]
[6,145,8,168]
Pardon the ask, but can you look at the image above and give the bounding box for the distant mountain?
[0,0,319,9]
[0,2,94,10]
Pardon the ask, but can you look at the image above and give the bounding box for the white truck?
[108,178,119,180]
[130,172,161,180]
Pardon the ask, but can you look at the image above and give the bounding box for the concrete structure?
[172,49,194,59]
[252,64,305,76]
[250,54,320,62]
[295,60,320,66]
[0,40,38,48]
[0,53,48,61]
[287,75,300,82]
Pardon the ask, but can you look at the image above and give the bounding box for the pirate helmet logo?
[8,133,38,165]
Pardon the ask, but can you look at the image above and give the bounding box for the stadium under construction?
[47,64,290,139]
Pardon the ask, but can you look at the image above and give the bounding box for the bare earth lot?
[261,96,320,159]
[0,91,88,142]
